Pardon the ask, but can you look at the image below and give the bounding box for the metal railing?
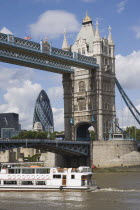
[0,32,97,66]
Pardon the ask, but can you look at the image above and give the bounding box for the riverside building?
[0,113,21,138]
[0,113,39,163]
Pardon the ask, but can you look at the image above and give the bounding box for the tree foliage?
[125,126,140,141]
[12,130,58,140]
[24,153,41,162]
[89,131,96,141]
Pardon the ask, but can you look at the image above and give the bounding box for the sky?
[0,0,140,131]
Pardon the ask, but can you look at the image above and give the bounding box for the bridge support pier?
[63,73,73,140]
[55,154,90,168]
[63,156,90,168]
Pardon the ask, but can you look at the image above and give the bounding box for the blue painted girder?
[0,33,99,74]
[0,139,90,157]
[0,42,74,74]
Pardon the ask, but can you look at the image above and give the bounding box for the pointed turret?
[62,29,70,51]
[82,11,92,25]
[93,21,102,55]
[71,13,95,53]
[108,26,115,58]
[108,26,114,45]
[94,21,101,41]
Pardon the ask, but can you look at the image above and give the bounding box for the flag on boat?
[24,36,31,40]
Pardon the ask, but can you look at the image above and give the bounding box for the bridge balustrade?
[14,37,40,51]
[0,33,7,41]
[51,47,73,58]
[77,53,96,64]
[0,32,97,66]
[0,48,72,73]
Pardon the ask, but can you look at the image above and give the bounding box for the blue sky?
[0,0,140,130]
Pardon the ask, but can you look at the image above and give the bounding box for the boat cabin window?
[36,168,50,174]
[81,175,87,180]
[22,169,35,174]
[9,169,21,174]
[71,168,78,172]
[21,181,33,185]
[71,175,75,179]
[36,181,46,185]
[81,175,87,186]
[53,174,61,179]
[4,181,17,185]
[80,168,91,172]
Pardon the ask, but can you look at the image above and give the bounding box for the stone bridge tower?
[62,14,116,141]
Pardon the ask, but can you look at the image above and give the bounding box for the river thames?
[0,171,140,210]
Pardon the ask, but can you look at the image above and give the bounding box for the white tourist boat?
[0,165,98,191]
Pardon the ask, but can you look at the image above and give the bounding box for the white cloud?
[29,10,80,39]
[131,26,140,39]
[116,51,140,89]
[0,66,34,90]
[117,0,127,13]
[52,108,64,131]
[0,80,42,130]
[1,27,13,35]
[47,86,63,101]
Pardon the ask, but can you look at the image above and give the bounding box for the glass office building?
[33,90,54,132]
[0,113,21,138]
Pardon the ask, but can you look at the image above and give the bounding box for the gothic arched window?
[78,48,81,54]
[79,81,86,92]
[82,48,85,54]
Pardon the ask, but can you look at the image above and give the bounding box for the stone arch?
[79,81,86,92]
[75,122,92,141]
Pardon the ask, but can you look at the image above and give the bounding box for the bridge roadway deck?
[0,33,99,74]
[0,139,90,157]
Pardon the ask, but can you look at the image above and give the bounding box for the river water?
[0,171,140,210]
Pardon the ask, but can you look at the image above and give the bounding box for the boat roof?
[3,166,91,170]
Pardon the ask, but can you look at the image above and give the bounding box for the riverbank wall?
[92,140,140,168]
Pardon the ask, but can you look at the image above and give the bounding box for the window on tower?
[78,48,81,54]
[82,48,85,54]
[104,58,108,65]
[104,46,107,54]
[87,45,89,52]
[74,105,78,111]
[79,81,86,92]
[109,47,111,55]
[79,99,86,111]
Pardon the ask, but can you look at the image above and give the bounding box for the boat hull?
[0,185,98,192]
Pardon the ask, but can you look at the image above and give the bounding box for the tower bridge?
[0,14,140,167]
[0,14,115,142]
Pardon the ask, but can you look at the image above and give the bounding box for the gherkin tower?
[33,90,54,132]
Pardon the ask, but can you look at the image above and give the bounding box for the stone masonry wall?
[92,140,140,168]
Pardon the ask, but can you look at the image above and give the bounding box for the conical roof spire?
[108,26,114,45]
[82,11,92,25]
[62,29,70,51]
[94,21,101,41]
